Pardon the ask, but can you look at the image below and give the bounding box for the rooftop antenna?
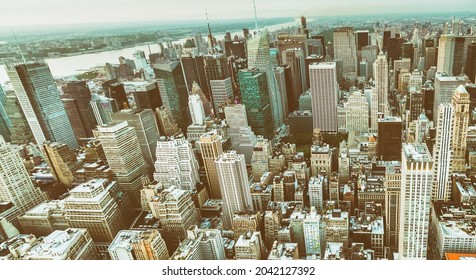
[11,27,26,64]
[205,9,214,53]
[253,0,258,31]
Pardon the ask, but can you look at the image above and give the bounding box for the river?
[0,19,302,85]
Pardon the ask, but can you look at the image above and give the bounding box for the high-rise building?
[374,54,389,115]
[156,106,182,137]
[308,176,324,212]
[42,142,81,187]
[235,231,266,260]
[323,208,349,251]
[153,61,191,131]
[466,43,476,83]
[215,151,252,229]
[188,91,206,126]
[224,103,248,150]
[333,27,358,79]
[209,78,233,114]
[0,89,33,144]
[111,109,160,176]
[247,30,284,129]
[303,207,321,258]
[310,144,332,177]
[170,226,225,260]
[437,34,455,75]
[147,185,200,253]
[154,135,199,191]
[196,131,223,199]
[64,179,124,244]
[361,46,378,79]
[90,93,118,126]
[0,136,45,220]
[108,230,169,260]
[94,122,147,207]
[274,66,289,118]
[432,103,453,201]
[238,69,274,139]
[399,143,433,259]
[433,73,466,121]
[384,162,401,252]
[102,80,129,111]
[309,62,338,132]
[62,81,97,139]
[377,117,402,161]
[6,62,77,148]
[451,85,470,172]
[343,90,369,133]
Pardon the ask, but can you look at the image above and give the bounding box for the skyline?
[1,0,476,27]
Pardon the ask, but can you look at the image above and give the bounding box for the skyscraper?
[465,43,476,83]
[399,143,433,259]
[154,135,199,191]
[42,142,82,188]
[333,27,358,79]
[377,117,402,161]
[384,162,401,252]
[247,30,284,129]
[0,89,33,143]
[209,78,233,114]
[215,151,252,229]
[94,122,147,207]
[432,103,453,201]
[7,62,78,148]
[374,53,389,115]
[437,34,455,75]
[309,62,338,132]
[433,73,466,121]
[238,69,274,139]
[451,85,470,172]
[108,230,169,260]
[197,131,223,199]
[62,81,97,139]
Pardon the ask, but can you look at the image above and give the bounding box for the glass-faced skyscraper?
[7,62,78,149]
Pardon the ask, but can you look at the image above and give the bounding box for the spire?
[253,0,258,31]
[11,27,26,64]
[205,9,214,53]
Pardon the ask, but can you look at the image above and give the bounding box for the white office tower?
[154,135,199,191]
[197,131,223,199]
[333,27,358,79]
[224,104,248,150]
[432,103,453,201]
[108,230,169,260]
[309,62,338,132]
[0,136,45,217]
[432,73,466,121]
[94,122,147,207]
[247,30,284,129]
[374,53,389,115]
[188,92,205,125]
[171,226,225,260]
[215,151,252,229]
[343,90,369,134]
[308,176,324,212]
[399,143,433,259]
[437,34,455,75]
[415,113,430,144]
[133,50,153,79]
[210,78,233,114]
[451,85,470,172]
[303,207,321,258]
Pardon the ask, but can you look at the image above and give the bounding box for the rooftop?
[25,229,87,260]
[403,143,432,162]
[433,202,476,238]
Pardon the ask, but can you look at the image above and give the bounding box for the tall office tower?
[102,80,129,110]
[343,90,369,134]
[425,47,437,71]
[281,49,304,105]
[62,81,97,138]
[366,87,379,133]
[309,62,338,132]
[408,90,424,123]
[154,135,199,191]
[94,122,147,207]
[466,43,476,83]
[402,42,415,70]
[132,82,162,111]
[156,106,182,137]
[224,104,248,150]
[215,151,252,229]
[64,179,124,243]
[308,176,324,212]
[247,30,284,129]
[432,103,454,201]
[399,143,433,259]
[170,226,225,260]
[225,39,246,58]
[196,131,223,199]
[451,85,470,172]
[384,162,401,252]
[361,46,378,79]
[181,55,208,97]
[42,142,81,187]
[0,136,45,217]
[235,231,266,260]
[415,113,430,144]
[251,136,271,181]
[374,53,389,115]
[333,27,358,79]
[0,90,33,143]
[203,53,229,97]
[108,230,169,260]
[409,70,423,92]
[6,62,78,149]
[0,86,11,142]
[111,109,160,176]
[238,69,274,139]
[188,91,205,125]
[153,61,191,131]
[433,73,466,121]
[437,34,455,75]
[452,37,465,75]
[377,117,402,161]
[355,30,369,51]
[90,93,118,126]
[210,78,233,114]
[147,185,200,253]
[303,209,321,259]
[274,66,289,118]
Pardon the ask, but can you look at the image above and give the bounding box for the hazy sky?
[1,0,475,26]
